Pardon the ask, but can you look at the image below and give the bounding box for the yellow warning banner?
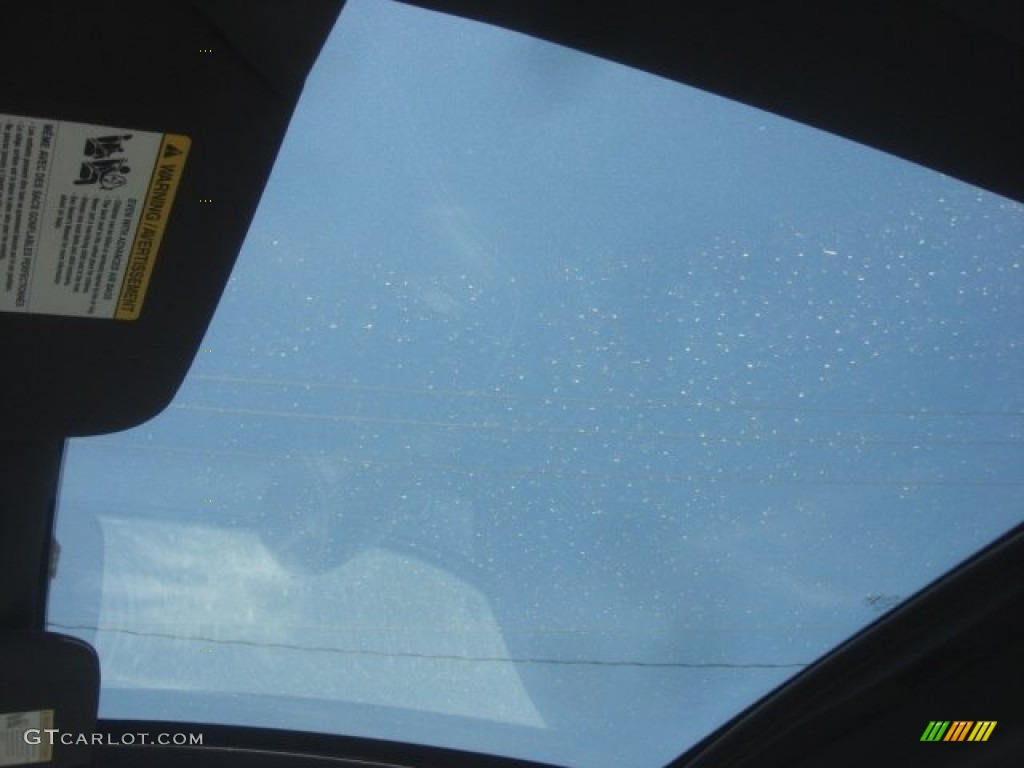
[115,133,191,319]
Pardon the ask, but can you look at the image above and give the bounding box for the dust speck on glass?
[48,0,1023,766]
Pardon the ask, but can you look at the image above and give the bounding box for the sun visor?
[0,0,344,437]
[0,632,99,768]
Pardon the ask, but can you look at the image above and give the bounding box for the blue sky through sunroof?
[49,0,1024,765]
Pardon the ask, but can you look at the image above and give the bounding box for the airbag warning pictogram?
[0,113,190,320]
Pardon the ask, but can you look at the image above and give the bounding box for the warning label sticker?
[0,113,189,320]
[0,709,54,765]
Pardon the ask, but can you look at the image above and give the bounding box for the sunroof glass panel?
[49,0,1024,765]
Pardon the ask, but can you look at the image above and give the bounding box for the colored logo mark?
[920,721,997,742]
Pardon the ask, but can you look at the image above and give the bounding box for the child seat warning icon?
[74,133,134,190]
[0,113,191,320]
